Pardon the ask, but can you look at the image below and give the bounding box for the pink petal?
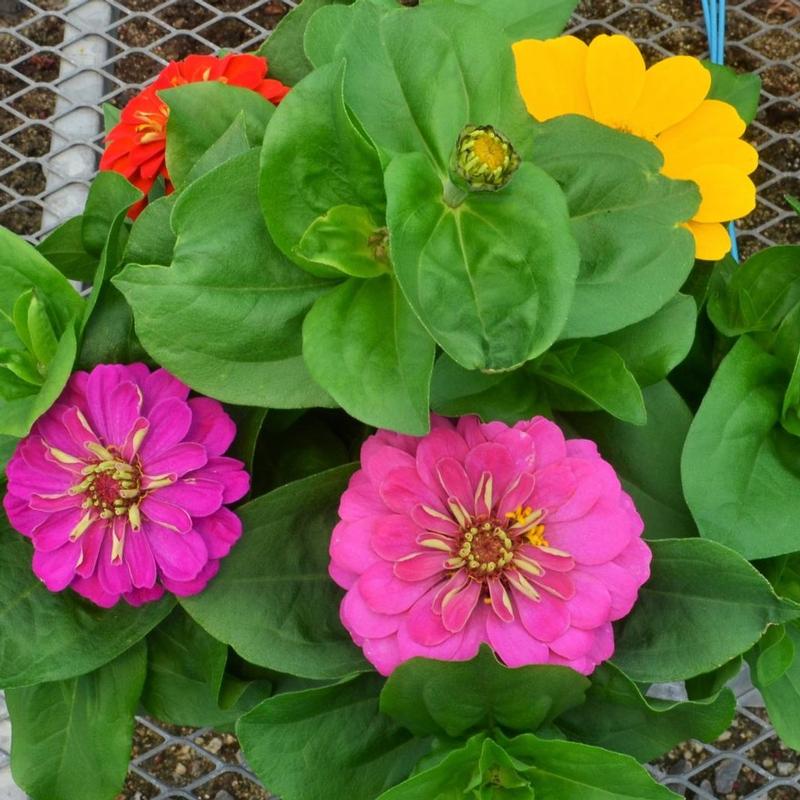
[124,584,167,606]
[71,573,121,608]
[464,443,517,507]
[358,561,437,615]
[379,467,444,516]
[338,471,388,521]
[2,492,46,536]
[34,404,87,458]
[441,578,481,632]
[568,571,613,630]
[514,588,571,643]
[566,439,600,460]
[404,587,452,646]
[140,495,192,533]
[487,578,515,623]
[32,539,81,591]
[151,478,224,517]
[144,522,208,581]
[371,515,425,561]
[518,544,575,572]
[362,634,403,676]
[497,472,536,519]
[435,458,474,514]
[84,365,133,443]
[60,406,101,456]
[415,427,469,492]
[161,559,219,597]
[97,528,133,596]
[432,569,470,613]
[186,397,236,456]
[191,456,249,503]
[75,520,107,578]
[125,530,157,588]
[104,381,143,446]
[531,569,575,600]
[139,397,192,462]
[456,415,488,448]
[361,438,415,487]
[485,614,550,668]
[397,602,485,664]
[522,417,567,468]
[410,503,460,536]
[549,626,596,660]
[143,442,208,479]
[193,507,242,560]
[341,583,401,639]
[31,507,86,552]
[393,551,447,582]
[141,368,190,414]
[330,518,381,576]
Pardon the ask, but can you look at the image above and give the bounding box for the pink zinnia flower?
[330,415,651,676]
[3,364,249,608]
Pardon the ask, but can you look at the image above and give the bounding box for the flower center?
[79,457,141,520]
[458,521,515,575]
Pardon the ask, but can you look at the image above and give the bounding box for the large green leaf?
[455,0,578,40]
[80,171,141,257]
[303,275,435,433]
[380,645,589,738]
[749,622,800,749]
[557,663,735,762]
[532,116,699,339]
[258,0,353,85]
[0,228,84,437]
[238,674,428,800]
[36,216,98,283]
[122,194,177,268]
[564,381,696,540]
[533,340,646,424]
[114,149,333,408]
[707,246,800,337]
[142,607,271,728]
[597,294,697,387]
[386,155,578,370]
[613,538,799,683]
[181,464,368,680]
[260,59,385,276]
[705,62,762,125]
[682,335,800,560]
[0,515,173,688]
[6,642,146,800]
[162,82,275,188]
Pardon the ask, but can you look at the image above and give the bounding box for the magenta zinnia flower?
[330,415,651,676]
[3,364,249,608]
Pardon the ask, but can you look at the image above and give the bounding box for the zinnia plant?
[0,0,799,799]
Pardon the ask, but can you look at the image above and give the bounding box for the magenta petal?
[358,561,436,615]
[497,472,536,518]
[31,507,86,552]
[76,520,107,578]
[415,427,469,490]
[464,443,516,505]
[435,458,474,513]
[371,515,424,561]
[144,522,208,581]
[339,471,389,520]
[20,437,80,482]
[125,530,157,588]
[97,530,133,596]
[32,539,81,591]
[379,467,444,516]
[151,478,224,518]
[410,504,460,536]
[566,439,600,460]
[405,588,451,646]
[362,635,403,676]
[192,456,249,504]
[105,381,143,446]
[139,397,192,461]
[34,404,87,458]
[85,365,132,443]
[487,579,515,623]
[568,572,613,630]
[124,584,167,606]
[140,495,192,533]
[193,508,241,560]
[71,573,121,608]
[161,559,219,597]
[393,552,447,582]
[141,368,190,414]
[441,578,481,633]
[186,397,236,456]
[485,614,549,668]
[361,438,416,488]
[523,417,567,468]
[531,569,575,600]
[3,491,47,537]
[341,583,401,639]
[330,518,381,576]
[549,626,595,660]
[514,589,571,642]
[144,442,208,479]
[60,406,101,455]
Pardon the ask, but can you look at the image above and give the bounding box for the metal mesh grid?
[0,0,799,798]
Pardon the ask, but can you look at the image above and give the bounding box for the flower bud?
[454,124,520,191]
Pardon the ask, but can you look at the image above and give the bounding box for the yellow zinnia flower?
[512,34,758,261]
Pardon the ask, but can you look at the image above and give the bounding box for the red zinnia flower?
[100,53,290,218]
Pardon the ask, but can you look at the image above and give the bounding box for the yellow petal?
[685,221,732,260]
[659,136,759,177]
[512,36,591,121]
[687,164,757,222]
[657,99,745,149]
[585,34,646,130]
[628,56,711,139]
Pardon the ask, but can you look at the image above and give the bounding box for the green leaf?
[103,101,121,135]
[260,59,385,277]
[563,381,696,539]
[258,0,353,85]
[0,514,173,688]
[597,294,697,387]
[557,662,736,762]
[707,246,800,336]
[181,464,368,680]
[142,607,271,728]
[122,194,177,268]
[183,111,252,187]
[162,82,275,188]
[681,335,800,560]
[238,674,429,800]
[6,642,146,800]
[455,0,578,40]
[430,354,550,424]
[534,340,646,424]
[705,62,762,125]
[0,434,16,475]
[297,204,389,278]
[685,655,743,701]
[304,3,356,68]
[80,171,141,257]
[114,149,334,409]
[36,216,98,283]
[505,733,681,800]
[749,621,800,749]
[613,537,799,683]
[386,154,578,370]
[380,645,589,738]
[754,623,795,688]
[302,275,435,434]
[532,116,699,339]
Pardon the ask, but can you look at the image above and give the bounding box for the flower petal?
[586,34,646,130]
[139,397,192,462]
[441,578,482,632]
[144,442,208,479]
[152,478,225,518]
[684,221,732,260]
[186,397,236,456]
[358,561,437,615]
[140,495,193,533]
[485,614,549,668]
[193,507,242,560]
[144,522,208,581]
